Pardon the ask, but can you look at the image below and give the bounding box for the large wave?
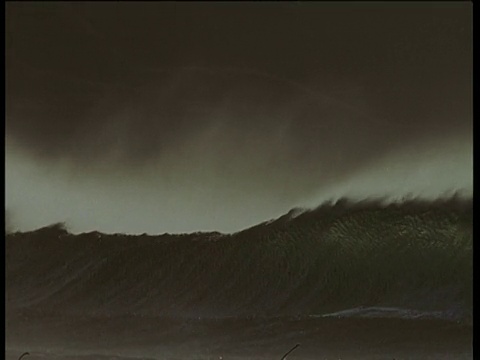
[6,197,472,323]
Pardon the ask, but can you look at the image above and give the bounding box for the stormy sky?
[6,2,472,234]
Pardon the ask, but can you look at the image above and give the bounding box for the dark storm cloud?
[6,2,472,212]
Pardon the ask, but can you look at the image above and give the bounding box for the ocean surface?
[6,198,473,359]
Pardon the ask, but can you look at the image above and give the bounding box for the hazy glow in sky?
[6,134,472,234]
[6,2,472,234]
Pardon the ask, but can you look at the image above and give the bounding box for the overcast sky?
[6,2,472,234]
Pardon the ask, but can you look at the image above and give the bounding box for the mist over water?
[6,2,472,234]
[301,136,472,208]
[6,131,472,235]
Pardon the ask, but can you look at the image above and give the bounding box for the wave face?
[6,198,472,323]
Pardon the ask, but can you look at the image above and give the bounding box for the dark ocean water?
[6,198,473,359]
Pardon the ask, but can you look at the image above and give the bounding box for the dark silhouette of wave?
[6,196,472,323]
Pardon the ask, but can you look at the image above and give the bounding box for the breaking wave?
[6,197,472,323]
